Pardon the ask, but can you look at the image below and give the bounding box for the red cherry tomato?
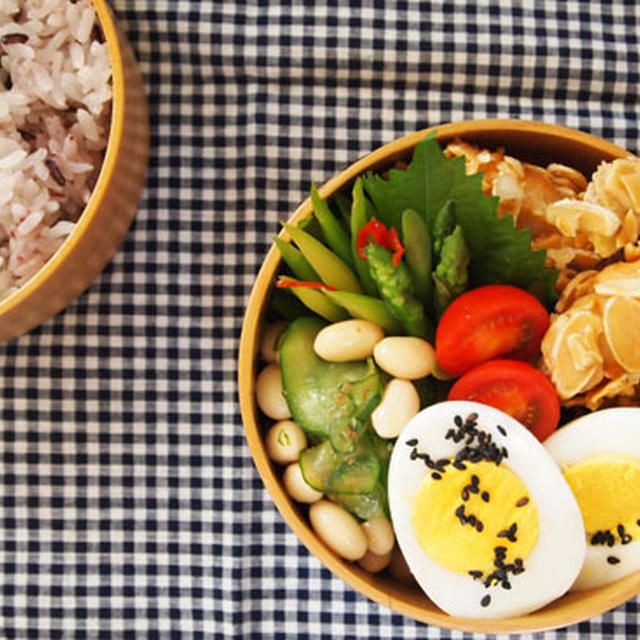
[436,285,550,377]
[448,359,560,441]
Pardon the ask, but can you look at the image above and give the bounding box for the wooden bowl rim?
[0,0,125,317]
[238,119,638,633]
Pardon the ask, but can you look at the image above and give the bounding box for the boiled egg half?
[388,401,585,618]
[545,407,640,591]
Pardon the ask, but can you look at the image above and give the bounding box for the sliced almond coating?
[545,199,621,238]
[583,373,640,411]
[598,332,627,380]
[555,269,598,313]
[546,247,581,271]
[590,232,618,258]
[620,172,640,213]
[605,166,631,212]
[511,164,573,238]
[570,293,603,314]
[541,309,603,399]
[594,260,640,297]
[547,163,588,192]
[617,210,639,247]
[624,243,640,263]
[589,158,640,215]
[603,296,640,373]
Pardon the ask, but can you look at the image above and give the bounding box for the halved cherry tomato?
[448,359,560,441]
[436,284,550,377]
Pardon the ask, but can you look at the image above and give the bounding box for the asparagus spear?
[433,225,469,316]
[365,242,434,340]
[401,208,433,306]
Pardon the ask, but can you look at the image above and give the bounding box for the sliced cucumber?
[299,441,338,492]
[336,484,386,520]
[279,317,382,453]
[327,454,380,495]
[367,431,394,486]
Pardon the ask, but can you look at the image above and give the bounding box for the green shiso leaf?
[362,133,558,305]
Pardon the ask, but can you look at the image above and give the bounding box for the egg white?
[388,400,586,619]
[544,407,640,591]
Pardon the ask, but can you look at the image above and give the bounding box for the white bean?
[358,549,392,573]
[265,420,307,464]
[282,462,323,503]
[313,319,384,362]
[373,336,436,379]
[309,500,368,561]
[255,363,291,420]
[371,378,420,439]
[260,321,288,363]
[361,516,395,555]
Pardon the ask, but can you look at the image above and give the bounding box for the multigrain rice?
[0,0,111,299]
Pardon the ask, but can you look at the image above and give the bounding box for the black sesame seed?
[17,127,35,142]
[481,491,490,503]
[461,488,469,501]
[455,505,464,518]
[454,415,463,427]
[468,515,477,526]
[471,475,479,485]
[607,556,621,565]
[406,439,418,447]
[516,497,529,507]
[453,461,467,470]
[497,425,507,436]
[480,595,491,607]
[469,484,479,494]
[502,580,512,590]
[469,570,483,579]
[618,524,626,537]
[476,521,484,532]
[431,472,442,480]
[622,534,632,545]
[45,158,65,186]
[467,412,479,423]
[1,32,28,45]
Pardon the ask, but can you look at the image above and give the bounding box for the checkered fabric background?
[1,0,640,637]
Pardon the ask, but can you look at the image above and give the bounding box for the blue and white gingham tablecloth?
[1,1,640,637]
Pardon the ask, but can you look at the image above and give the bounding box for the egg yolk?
[412,460,538,576]
[563,454,640,539]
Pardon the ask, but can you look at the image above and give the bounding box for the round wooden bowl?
[0,1,149,343]
[238,120,638,633]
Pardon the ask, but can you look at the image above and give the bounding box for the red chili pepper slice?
[277,279,337,291]
[355,219,405,266]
